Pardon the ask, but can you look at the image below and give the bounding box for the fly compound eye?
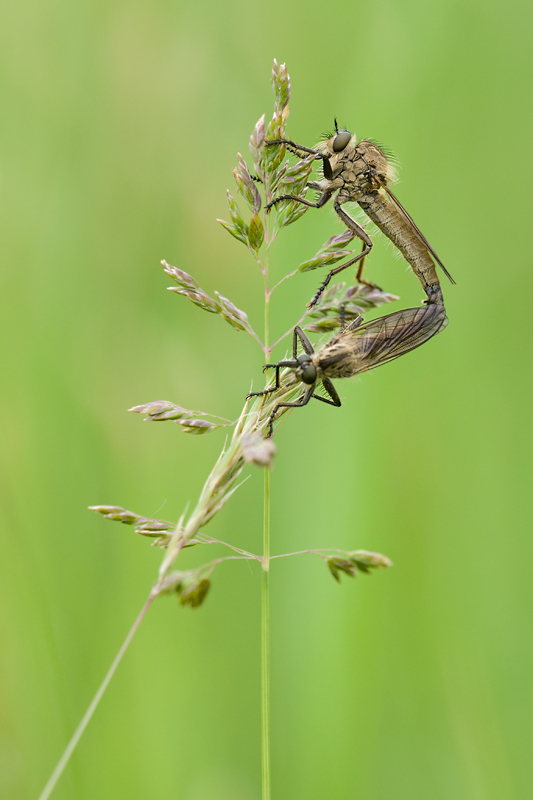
[332,129,351,153]
[296,353,311,365]
[300,364,317,385]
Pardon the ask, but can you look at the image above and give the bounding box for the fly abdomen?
[358,192,443,305]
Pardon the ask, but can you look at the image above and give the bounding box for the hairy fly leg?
[265,189,333,214]
[340,308,364,332]
[267,385,315,438]
[247,327,315,402]
[266,376,341,438]
[307,202,375,308]
[293,325,314,356]
[265,138,333,180]
[312,378,341,407]
[247,360,296,400]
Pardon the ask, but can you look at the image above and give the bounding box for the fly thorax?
[356,141,390,185]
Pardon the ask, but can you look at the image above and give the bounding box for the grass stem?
[262,465,271,800]
[262,243,271,800]
[37,593,155,800]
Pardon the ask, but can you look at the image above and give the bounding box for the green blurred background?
[1,0,532,797]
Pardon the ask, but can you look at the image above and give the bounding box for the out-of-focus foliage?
[1,1,532,799]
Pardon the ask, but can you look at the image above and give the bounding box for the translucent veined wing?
[325,305,448,375]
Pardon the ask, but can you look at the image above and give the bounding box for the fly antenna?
[334,117,339,133]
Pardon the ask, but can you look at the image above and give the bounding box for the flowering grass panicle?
[39,60,416,800]
[91,60,400,602]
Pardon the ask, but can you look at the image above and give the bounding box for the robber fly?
[249,304,448,438]
[266,122,454,308]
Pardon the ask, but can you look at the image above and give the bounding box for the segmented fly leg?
[265,138,320,158]
[340,304,346,332]
[335,202,374,279]
[344,314,364,332]
[294,325,314,356]
[355,242,370,284]
[307,203,374,308]
[339,307,363,333]
[265,139,334,180]
[267,385,315,438]
[266,189,333,214]
[267,377,341,437]
[312,378,341,407]
[248,327,315,407]
[247,360,296,400]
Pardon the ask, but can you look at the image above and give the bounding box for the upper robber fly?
[249,303,448,438]
[265,121,454,308]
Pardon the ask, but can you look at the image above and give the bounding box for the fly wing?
[376,177,455,285]
[346,304,448,374]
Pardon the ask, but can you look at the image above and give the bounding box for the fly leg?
[268,378,341,437]
[312,378,341,407]
[247,359,296,400]
[355,242,371,285]
[344,315,363,332]
[265,139,334,180]
[335,202,375,288]
[307,202,374,308]
[339,308,363,332]
[266,189,333,213]
[294,325,314,355]
[247,327,315,402]
[340,304,346,332]
[267,385,315,438]
[265,138,322,161]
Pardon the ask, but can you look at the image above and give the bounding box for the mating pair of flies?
[249,122,453,437]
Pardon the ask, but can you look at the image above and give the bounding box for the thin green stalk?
[37,593,156,800]
[262,465,271,800]
[264,267,271,360]
[262,248,271,800]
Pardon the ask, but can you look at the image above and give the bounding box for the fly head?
[296,353,317,385]
[332,124,352,153]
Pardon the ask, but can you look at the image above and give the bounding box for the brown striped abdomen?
[358,192,443,304]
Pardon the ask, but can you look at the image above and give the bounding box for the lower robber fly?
[265,122,454,308]
[249,304,448,438]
